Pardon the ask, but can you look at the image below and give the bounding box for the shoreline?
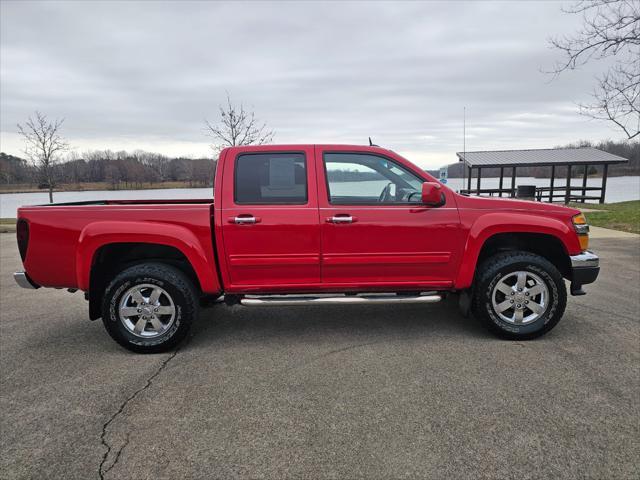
[2,175,638,195]
[0,181,212,195]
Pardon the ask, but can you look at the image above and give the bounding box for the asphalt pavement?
[1,232,638,479]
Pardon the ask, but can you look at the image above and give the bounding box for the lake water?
[444,175,640,203]
[0,187,213,218]
[1,176,638,218]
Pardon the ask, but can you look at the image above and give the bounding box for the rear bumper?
[569,251,599,295]
[13,272,40,289]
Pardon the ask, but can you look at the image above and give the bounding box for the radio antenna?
[462,107,466,193]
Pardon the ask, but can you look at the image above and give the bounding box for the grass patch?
[0,218,16,233]
[570,200,640,234]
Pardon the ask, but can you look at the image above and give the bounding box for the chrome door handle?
[231,216,260,224]
[327,216,354,224]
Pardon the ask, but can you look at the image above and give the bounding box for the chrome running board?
[239,293,442,307]
[13,272,39,289]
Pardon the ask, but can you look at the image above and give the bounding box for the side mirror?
[421,182,445,206]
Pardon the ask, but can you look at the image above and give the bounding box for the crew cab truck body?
[14,144,600,353]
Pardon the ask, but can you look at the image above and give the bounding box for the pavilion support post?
[600,164,609,204]
[549,165,555,203]
[565,165,572,204]
[476,167,482,195]
[467,166,472,193]
[499,167,504,197]
[581,164,589,203]
[511,167,516,197]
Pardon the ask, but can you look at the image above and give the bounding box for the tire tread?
[101,262,198,353]
[472,250,567,340]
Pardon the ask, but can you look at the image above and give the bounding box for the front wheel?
[472,251,567,340]
[102,263,199,353]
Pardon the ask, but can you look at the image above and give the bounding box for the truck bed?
[17,201,218,292]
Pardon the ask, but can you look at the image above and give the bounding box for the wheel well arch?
[88,242,201,320]
[476,232,571,279]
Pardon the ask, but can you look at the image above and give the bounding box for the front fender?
[76,221,220,293]
[454,212,579,289]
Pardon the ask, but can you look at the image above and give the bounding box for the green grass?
[0,218,16,233]
[570,200,640,234]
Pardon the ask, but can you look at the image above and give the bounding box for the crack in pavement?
[97,349,179,480]
[102,432,130,477]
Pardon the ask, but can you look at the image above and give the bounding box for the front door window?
[324,153,423,205]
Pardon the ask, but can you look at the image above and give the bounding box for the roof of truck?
[223,144,389,150]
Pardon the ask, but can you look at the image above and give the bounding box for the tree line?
[2,94,271,199]
[0,150,216,189]
[3,138,637,190]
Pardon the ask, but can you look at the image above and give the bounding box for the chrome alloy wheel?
[491,271,549,325]
[118,284,176,338]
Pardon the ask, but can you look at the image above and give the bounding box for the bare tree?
[549,0,639,140]
[204,93,274,152]
[17,111,69,202]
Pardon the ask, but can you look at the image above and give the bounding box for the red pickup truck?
[14,144,599,353]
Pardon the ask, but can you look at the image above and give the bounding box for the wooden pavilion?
[456,147,628,204]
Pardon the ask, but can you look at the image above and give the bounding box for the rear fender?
[76,221,220,294]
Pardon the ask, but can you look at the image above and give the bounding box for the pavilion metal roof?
[456,147,628,168]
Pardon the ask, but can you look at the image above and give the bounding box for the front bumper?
[569,250,599,295]
[13,272,40,289]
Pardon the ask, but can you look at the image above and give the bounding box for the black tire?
[472,251,567,340]
[102,262,198,353]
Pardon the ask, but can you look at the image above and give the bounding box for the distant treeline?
[427,140,639,178]
[2,140,637,190]
[0,150,216,188]
[327,170,382,182]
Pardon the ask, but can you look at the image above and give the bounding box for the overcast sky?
[0,0,626,169]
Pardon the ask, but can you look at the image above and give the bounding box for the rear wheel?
[472,251,566,339]
[102,263,198,353]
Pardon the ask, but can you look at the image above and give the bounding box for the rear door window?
[234,152,307,204]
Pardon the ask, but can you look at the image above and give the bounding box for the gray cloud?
[0,0,626,168]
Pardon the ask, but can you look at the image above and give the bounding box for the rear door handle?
[327,215,355,224]
[229,216,261,224]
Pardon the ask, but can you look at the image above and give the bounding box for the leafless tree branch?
[548,0,639,139]
[204,93,274,153]
[17,111,69,202]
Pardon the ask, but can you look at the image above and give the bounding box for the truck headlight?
[572,213,589,250]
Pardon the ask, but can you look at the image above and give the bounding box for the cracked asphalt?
[1,233,639,479]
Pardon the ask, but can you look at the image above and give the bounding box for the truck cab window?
[324,153,423,204]
[235,153,307,204]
